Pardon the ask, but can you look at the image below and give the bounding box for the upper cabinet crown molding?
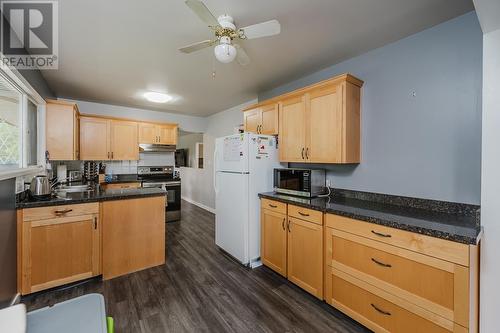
[244,73,363,164]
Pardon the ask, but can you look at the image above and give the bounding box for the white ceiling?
[42,0,474,116]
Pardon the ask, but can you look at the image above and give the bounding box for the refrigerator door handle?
[213,148,219,193]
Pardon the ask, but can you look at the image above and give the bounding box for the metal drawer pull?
[371,258,392,268]
[282,218,285,231]
[301,147,305,159]
[54,209,73,215]
[287,220,291,232]
[371,230,392,238]
[268,204,278,208]
[298,211,310,217]
[371,303,391,316]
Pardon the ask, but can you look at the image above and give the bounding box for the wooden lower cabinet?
[260,199,324,299]
[102,196,166,280]
[18,203,100,295]
[260,209,287,276]
[287,216,323,299]
[326,268,461,333]
[325,213,479,333]
[260,200,479,332]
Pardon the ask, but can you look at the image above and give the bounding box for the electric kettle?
[29,175,52,198]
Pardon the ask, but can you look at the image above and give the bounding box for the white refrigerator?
[214,133,282,267]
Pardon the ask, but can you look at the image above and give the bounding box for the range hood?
[139,144,176,153]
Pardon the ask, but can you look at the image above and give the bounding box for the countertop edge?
[258,193,481,245]
[16,191,166,209]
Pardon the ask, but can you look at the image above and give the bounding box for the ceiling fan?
[179,0,281,66]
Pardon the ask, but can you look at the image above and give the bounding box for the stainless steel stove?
[138,166,181,222]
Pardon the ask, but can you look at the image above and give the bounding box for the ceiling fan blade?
[239,19,281,39]
[179,40,215,53]
[234,44,250,66]
[184,0,219,28]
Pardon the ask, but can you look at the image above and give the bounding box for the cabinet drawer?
[261,198,287,215]
[325,214,469,266]
[326,268,458,333]
[288,204,323,225]
[23,203,99,222]
[326,228,470,323]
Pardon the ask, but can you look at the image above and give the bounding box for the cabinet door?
[110,120,138,160]
[46,103,77,160]
[261,209,287,277]
[80,117,110,160]
[102,196,165,280]
[158,125,177,145]
[287,216,323,299]
[261,104,279,135]
[244,108,262,133]
[138,123,157,144]
[279,96,307,162]
[20,214,100,294]
[306,84,343,163]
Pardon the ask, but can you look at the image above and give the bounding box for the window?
[26,99,38,166]
[0,75,22,170]
[0,70,42,173]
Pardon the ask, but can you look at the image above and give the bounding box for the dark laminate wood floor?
[23,200,370,333]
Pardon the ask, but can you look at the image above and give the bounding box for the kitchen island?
[16,185,166,294]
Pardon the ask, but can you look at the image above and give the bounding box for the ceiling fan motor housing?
[217,15,236,30]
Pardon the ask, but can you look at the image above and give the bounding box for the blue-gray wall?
[19,69,55,99]
[260,12,482,204]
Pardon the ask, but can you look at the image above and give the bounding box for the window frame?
[0,64,46,180]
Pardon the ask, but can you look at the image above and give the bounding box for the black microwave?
[273,168,326,198]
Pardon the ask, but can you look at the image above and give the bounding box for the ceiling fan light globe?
[214,43,237,63]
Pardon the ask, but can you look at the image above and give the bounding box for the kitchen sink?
[54,185,93,193]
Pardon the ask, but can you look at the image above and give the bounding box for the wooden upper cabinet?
[138,123,177,145]
[244,73,363,164]
[279,96,307,162]
[306,84,343,163]
[80,117,110,160]
[243,104,279,135]
[45,100,80,160]
[138,123,157,144]
[80,117,139,161]
[110,120,138,160]
[158,124,177,145]
[260,104,279,135]
[243,108,261,133]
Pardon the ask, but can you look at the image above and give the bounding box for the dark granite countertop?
[259,190,481,245]
[17,184,166,209]
[106,174,140,183]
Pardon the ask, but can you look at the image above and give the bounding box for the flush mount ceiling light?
[144,91,172,103]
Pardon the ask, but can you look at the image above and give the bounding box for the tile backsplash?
[50,152,175,177]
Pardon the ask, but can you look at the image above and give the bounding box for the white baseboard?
[181,196,216,214]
